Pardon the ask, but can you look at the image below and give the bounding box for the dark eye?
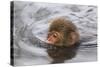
[53,34,57,38]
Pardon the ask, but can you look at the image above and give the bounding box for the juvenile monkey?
[46,17,80,63]
[46,17,80,47]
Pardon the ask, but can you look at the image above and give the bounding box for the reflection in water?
[47,42,80,64]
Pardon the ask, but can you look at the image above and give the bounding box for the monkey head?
[46,17,80,47]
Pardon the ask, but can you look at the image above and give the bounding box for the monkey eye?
[53,34,57,38]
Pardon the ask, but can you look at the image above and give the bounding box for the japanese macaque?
[46,17,80,63]
[46,17,80,47]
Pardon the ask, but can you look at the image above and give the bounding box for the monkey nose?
[45,40,54,45]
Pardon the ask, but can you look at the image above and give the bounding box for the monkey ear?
[67,32,79,46]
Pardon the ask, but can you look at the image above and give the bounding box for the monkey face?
[46,31,64,46]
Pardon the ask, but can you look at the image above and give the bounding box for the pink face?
[46,31,59,45]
